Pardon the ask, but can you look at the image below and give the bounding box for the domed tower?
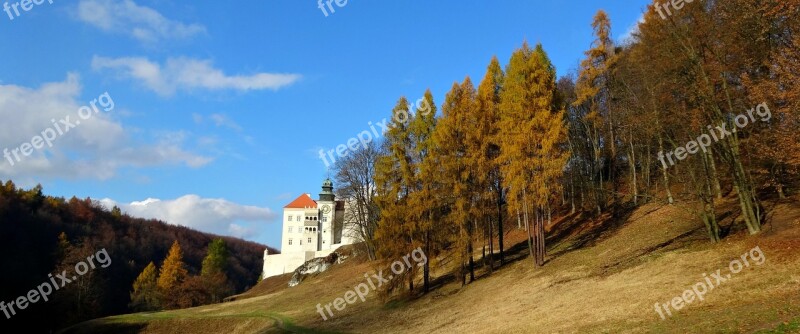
[320,178,335,202]
[317,178,336,250]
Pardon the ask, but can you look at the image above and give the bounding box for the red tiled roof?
[284,194,317,209]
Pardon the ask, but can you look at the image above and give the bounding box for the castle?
[262,179,358,279]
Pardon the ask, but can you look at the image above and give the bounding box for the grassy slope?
[66,197,800,334]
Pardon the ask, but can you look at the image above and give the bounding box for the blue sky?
[0,0,650,249]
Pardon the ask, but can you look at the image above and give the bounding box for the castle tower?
[317,178,336,250]
[262,178,361,280]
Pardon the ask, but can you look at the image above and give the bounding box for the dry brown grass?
[68,196,800,334]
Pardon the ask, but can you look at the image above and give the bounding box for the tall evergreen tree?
[498,42,568,267]
[574,10,618,214]
[201,239,229,277]
[374,97,418,294]
[201,239,232,302]
[407,89,438,292]
[477,56,506,267]
[130,262,161,311]
[434,78,478,284]
[157,241,188,292]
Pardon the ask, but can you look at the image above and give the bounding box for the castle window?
[288,227,293,233]
[297,215,301,221]
[308,238,312,243]
[300,240,302,245]
[288,239,293,245]
[288,216,293,221]
[322,217,328,223]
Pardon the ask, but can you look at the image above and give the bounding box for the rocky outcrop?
[288,249,347,287]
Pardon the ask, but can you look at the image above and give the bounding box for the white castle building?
[262,179,359,279]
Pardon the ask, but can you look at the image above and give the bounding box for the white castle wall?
[262,248,340,278]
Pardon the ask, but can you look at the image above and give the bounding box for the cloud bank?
[92,56,302,96]
[0,74,211,181]
[100,195,276,239]
[77,0,206,44]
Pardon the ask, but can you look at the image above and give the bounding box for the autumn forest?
[332,0,800,296]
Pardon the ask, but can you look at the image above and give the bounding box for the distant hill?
[0,181,278,333]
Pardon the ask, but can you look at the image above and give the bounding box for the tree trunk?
[707,150,723,199]
[658,134,674,205]
[536,206,546,267]
[497,190,505,265]
[701,149,721,242]
[482,224,487,260]
[570,173,577,214]
[488,216,494,273]
[523,191,535,267]
[468,220,475,283]
[629,131,638,205]
[424,231,430,293]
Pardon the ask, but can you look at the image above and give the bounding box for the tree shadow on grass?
[402,203,643,297]
[59,322,148,334]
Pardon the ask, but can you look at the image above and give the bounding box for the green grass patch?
[382,299,408,310]
[756,317,800,334]
[267,312,345,334]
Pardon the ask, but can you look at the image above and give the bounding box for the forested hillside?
[0,181,275,333]
[331,0,800,296]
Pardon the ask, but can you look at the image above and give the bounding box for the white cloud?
[194,113,242,132]
[92,56,302,96]
[228,224,257,239]
[100,195,275,239]
[0,74,212,181]
[76,0,206,44]
[619,13,645,43]
[209,114,243,132]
